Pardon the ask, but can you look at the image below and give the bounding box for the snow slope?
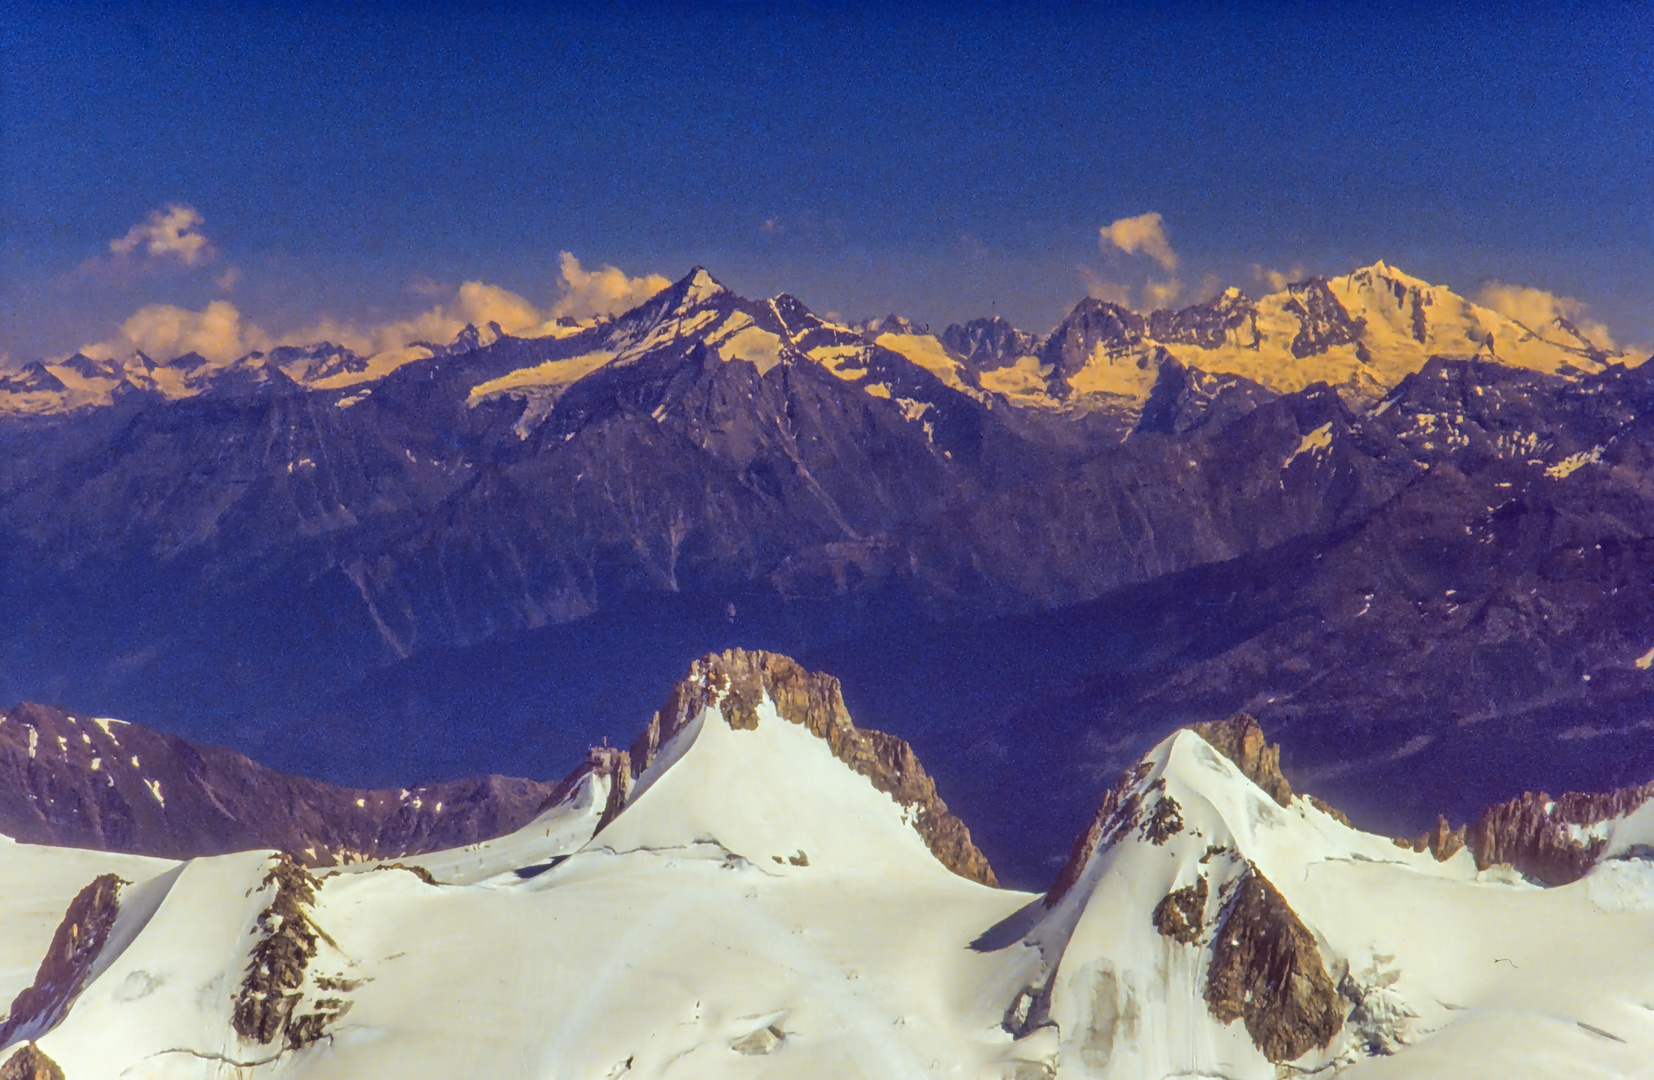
[1048,262,1629,419]
[0,835,175,1008]
[4,662,1653,1077]
[1020,728,1654,1078]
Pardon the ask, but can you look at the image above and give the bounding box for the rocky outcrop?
[1463,783,1654,885]
[1205,867,1342,1063]
[0,1046,65,1080]
[539,745,631,832]
[0,703,557,867]
[942,317,1038,373]
[1152,875,1208,944]
[0,873,124,1047]
[626,649,997,886]
[1148,289,1258,350]
[1281,278,1363,358]
[233,855,345,1049]
[1402,814,1468,862]
[1139,784,1184,845]
[1045,761,1154,906]
[1189,715,1294,807]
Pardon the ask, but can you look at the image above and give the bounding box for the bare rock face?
[1152,875,1209,945]
[233,855,345,1049]
[626,649,997,886]
[1189,714,1294,808]
[1138,783,1184,845]
[1205,868,1342,1064]
[1463,783,1654,885]
[0,1045,65,1080]
[1404,814,1468,863]
[1044,761,1155,907]
[0,873,124,1047]
[0,702,557,867]
[538,744,631,832]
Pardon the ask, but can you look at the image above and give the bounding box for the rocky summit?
[1,263,1651,886]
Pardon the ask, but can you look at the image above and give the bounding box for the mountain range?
[1,261,1651,888]
[3,650,1651,1077]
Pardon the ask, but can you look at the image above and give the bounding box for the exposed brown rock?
[0,873,124,1047]
[538,745,631,832]
[0,702,558,868]
[1461,782,1654,885]
[369,862,439,886]
[233,854,343,1050]
[625,649,996,886]
[1189,714,1294,807]
[1205,868,1342,1064]
[1306,795,1352,828]
[1152,875,1208,945]
[1407,814,1467,862]
[0,1045,65,1080]
[1045,761,1153,907]
[1139,786,1184,845]
[730,1024,786,1055]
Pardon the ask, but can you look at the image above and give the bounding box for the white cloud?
[76,253,672,366]
[1100,212,1177,271]
[1251,263,1309,292]
[1476,281,1617,350]
[82,300,271,364]
[213,266,243,292]
[109,204,215,267]
[1142,279,1183,310]
[550,252,671,319]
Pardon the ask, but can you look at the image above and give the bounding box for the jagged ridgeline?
[4,261,1654,891]
[4,654,1654,1075]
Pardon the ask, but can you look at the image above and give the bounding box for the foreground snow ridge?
[3,654,1654,1077]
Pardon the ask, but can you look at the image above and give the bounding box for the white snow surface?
[5,714,1654,1076]
[0,834,176,1008]
[1029,730,1654,1078]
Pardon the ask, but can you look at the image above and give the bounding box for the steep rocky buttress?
[1204,868,1343,1063]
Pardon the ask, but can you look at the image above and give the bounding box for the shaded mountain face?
[1,264,1651,886]
[0,702,556,865]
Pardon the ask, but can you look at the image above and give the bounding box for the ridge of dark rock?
[1147,289,1258,350]
[233,854,346,1048]
[0,873,123,1048]
[0,702,557,866]
[1403,780,1654,885]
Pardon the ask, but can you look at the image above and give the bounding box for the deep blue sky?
[3,0,1650,361]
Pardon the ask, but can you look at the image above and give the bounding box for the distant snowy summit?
[2,261,1635,421]
[4,650,1654,1076]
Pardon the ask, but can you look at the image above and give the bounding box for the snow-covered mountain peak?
[681,265,726,305]
[598,649,997,885]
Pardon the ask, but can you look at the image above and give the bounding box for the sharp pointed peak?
[1345,258,1434,291]
[675,265,728,305]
